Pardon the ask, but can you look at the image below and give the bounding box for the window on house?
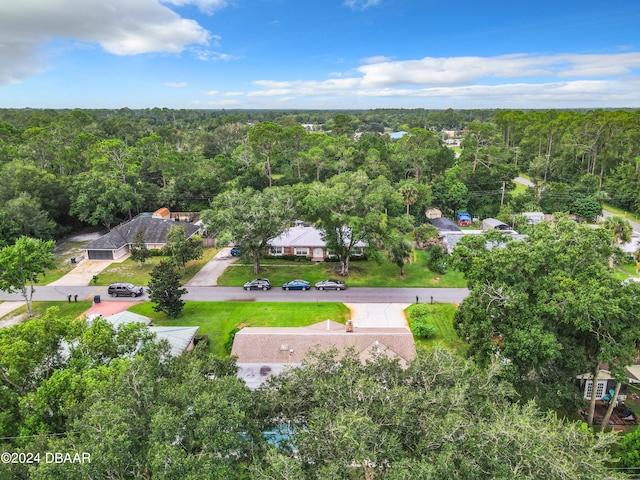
[351,247,363,256]
[270,246,283,256]
[294,248,309,256]
[585,379,607,400]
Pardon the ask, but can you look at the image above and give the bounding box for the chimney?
[345,320,354,333]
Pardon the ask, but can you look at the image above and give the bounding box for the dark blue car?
[230,247,240,256]
[282,279,311,291]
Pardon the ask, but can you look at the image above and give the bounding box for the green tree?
[304,171,402,276]
[69,170,142,229]
[147,260,187,319]
[570,195,601,221]
[247,122,283,188]
[0,236,55,318]
[0,308,81,438]
[129,231,151,268]
[202,186,296,275]
[602,215,633,267]
[256,347,622,479]
[451,217,640,414]
[3,192,57,239]
[398,180,419,216]
[387,235,414,277]
[163,225,203,271]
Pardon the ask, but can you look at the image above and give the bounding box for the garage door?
[87,250,114,260]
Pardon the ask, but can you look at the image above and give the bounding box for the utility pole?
[500,181,506,206]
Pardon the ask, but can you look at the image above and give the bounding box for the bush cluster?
[409,304,439,338]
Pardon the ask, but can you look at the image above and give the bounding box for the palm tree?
[388,236,414,277]
[398,182,419,216]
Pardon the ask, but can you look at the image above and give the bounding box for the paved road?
[0,286,470,304]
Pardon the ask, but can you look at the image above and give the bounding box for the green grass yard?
[96,248,218,286]
[405,303,467,355]
[0,301,93,321]
[218,250,466,288]
[128,301,351,356]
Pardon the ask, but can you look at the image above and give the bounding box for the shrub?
[224,327,240,353]
[409,303,433,321]
[412,321,438,338]
[426,244,447,274]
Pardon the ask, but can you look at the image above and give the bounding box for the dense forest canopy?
[0,107,639,246]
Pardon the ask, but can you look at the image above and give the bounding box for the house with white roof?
[267,224,365,261]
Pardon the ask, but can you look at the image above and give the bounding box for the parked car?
[282,279,311,291]
[315,279,346,290]
[108,282,144,297]
[230,247,240,256]
[243,278,272,291]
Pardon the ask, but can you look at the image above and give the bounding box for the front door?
[312,248,324,261]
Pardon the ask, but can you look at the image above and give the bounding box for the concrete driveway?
[345,303,411,329]
[47,259,115,287]
[186,247,237,286]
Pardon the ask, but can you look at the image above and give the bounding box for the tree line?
[1,107,638,250]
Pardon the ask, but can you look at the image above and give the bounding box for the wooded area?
[1,107,639,247]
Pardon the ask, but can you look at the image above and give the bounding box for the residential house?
[232,320,416,389]
[89,311,199,356]
[82,209,200,260]
[267,224,365,261]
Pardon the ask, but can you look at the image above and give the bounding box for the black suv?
[108,282,144,297]
[243,278,271,291]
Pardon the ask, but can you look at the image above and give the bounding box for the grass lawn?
[405,303,468,355]
[128,301,351,356]
[512,180,529,195]
[218,251,467,288]
[37,241,88,285]
[0,301,93,321]
[603,204,640,223]
[97,248,218,286]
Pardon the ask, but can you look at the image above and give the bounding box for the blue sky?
[1,0,639,109]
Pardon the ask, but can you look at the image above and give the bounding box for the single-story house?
[440,230,528,254]
[232,320,416,389]
[82,211,200,260]
[88,311,199,356]
[267,225,365,261]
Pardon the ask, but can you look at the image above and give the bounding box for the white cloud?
[245,52,640,107]
[165,82,188,88]
[343,0,381,11]
[0,0,216,84]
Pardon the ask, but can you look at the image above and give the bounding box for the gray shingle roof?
[82,216,199,251]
